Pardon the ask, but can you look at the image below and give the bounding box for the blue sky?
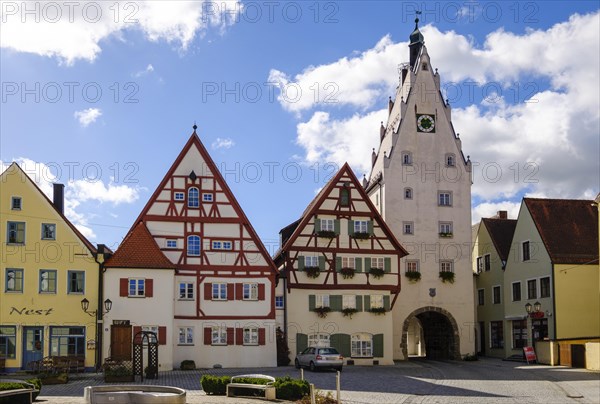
[1,1,599,253]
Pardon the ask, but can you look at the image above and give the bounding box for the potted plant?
[316,230,337,238]
[351,232,370,240]
[369,307,387,315]
[104,365,134,383]
[305,266,320,278]
[405,271,421,282]
[341,308,358,318]
[314,306,331,318]
[145,365,158,379]
[340,267,355,279]
[439,232,453,238]
[369,267,385,279]
[439,271,455,283]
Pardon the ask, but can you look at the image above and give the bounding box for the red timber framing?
[127,129,278,320]
[275,163,408,308]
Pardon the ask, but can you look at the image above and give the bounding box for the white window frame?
[440,260,454,273]
[315,294,330,308]
[275,295,284,309]
[41,223,56,240]
[406,260,419,273]
[492,285,501,304]
[342,295,356,309]
[187,235,201,256]
[178,327,194,345]
[445,153,456,167]
[129,278,145,297]
[174,192,185,201]
[354,220,368,233]
[477,288,485,306]
[305,256,319,268]
[7,221,25,244]
[308,333,330,348]
[321,218,334,232]
[166,239,177,249]
[202,193,214,202]
[402,152,413,165]
[341,257,355,269]
[439,222,452,235]
[370,294,384,309]
[540,276,551,298]
[526,278,537,300]
[512,281,522,302]
[243,327,259,345]
[476,256,483,273]
[211,327,227,345]
[351,333,373,358]
[371,257,384,269]
[438,191,452,206]
[243,283,258,300]
[212,283,227,300]
[403,221,414,235]
[522,240,531,261]
[11,196,22,210]
[179,282,194,300]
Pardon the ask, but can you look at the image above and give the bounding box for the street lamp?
[525,301,541,347]
[81,298,112,317]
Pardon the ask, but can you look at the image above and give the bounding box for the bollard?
[301,368,304,381]
[310,383,316,404]
[336,370,341,403]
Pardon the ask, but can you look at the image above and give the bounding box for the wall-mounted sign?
[87,339,96,350]
[113,320,130,325]
[9,307,54,316]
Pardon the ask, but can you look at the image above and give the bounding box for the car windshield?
[318,348,339,355]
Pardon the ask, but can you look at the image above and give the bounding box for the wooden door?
[110,325,132,360]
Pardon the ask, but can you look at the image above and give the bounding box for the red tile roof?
[105,222,175,269]
[482,218,517,261]
[524,198,599,265]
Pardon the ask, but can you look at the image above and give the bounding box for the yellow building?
[0,163,101,372]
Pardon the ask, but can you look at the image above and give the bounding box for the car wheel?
[295,359,301,369]
[309,361,316,372]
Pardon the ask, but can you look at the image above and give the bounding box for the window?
[532,318,549,341]
[305,256,319,268]
[351,333,373,357]
[339,188,350,207]
[477,289,484,306]
[321,219,334,232]
[187,235,201,256]
[243,283,258,300]
[6,269,23,292]
[402,152,413,165]
[7,221,25,244]
[212,283,227,300]
[41,223,56,240]
[512,320,527,349]
[522,241,530,261]
[202,193,213,202]
[222,241,232,250]
[540,277,551,298]
[439,222,452,235]
[371,257,384,269]
[438,192,452,206]
[275,296,284,309]
[354,220,368,233]
[403,222,414,235]
[315,294,329,308]
[342,295,356,309]
[166,239,177,248]
[512,282,521,301]
[212,240,233,250]
[243,328,259,345]
[178,327,194,345]
[404,188,413,199]
[50,327,85,356]
[484,254,491,271]
[308,334,330,348]
[129,278,145,297]
[39,270,57,293]
[476,257,483,273]
[188,187,199,208]
[142,325,158,336]
[341,257,355,269]
[440,261,453,273]
[11,197,22,210]
[0,326,16,358]
[370,294,383,309]
[406,260,419,273]
[445,154,456,167]
[493,286,501,304]
[174,192,184,201]
[527,279,537,299]
[211,327,227,345]
[68,271,85,294]
[490,321,504,349]
[179,282,194,300]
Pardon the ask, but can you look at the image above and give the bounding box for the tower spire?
[409,11,425,70]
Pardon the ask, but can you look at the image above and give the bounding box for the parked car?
[295,346,343,371]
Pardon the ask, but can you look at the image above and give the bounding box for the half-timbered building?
[275,163,407,366]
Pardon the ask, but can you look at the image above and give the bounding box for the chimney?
[53,183,64,214]
[380,122,385,141]
[497,210,507,219]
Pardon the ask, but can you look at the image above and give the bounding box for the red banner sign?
[523,346,537,363]
[530,311,545,319]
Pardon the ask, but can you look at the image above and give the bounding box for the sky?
[1,1,599,255]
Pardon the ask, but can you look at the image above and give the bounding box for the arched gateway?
[401,306,461,360]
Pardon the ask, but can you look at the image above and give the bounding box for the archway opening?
[402,307,460,360]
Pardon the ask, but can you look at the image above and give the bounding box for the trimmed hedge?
[200,375,231,395]
[200,375,309,401]
[274,376,310,401]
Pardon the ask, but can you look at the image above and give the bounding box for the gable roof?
[482,218,517,261]
[524,198,599,265]
[1,162,96,254]
[105,222,175,269]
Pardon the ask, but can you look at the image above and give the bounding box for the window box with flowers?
[405,271,421,282]
[314,306,331,318]
[340,267,355,279]
[316,230,337,239]
[341,308,358,318]
[369,267,385,279]
[351,232,371,240]
[439,271,455,283]
[369,307,387,315]
[439,232,453,238]
[305,266,320,278]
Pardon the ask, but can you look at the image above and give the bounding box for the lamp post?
[81,298,112,371]
[525,301,541,347]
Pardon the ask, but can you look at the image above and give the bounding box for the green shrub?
[200,375,231,395]
[26,378,42,400]
[274,376,310,401]
[276,327,291,366]
[105,366,132,377]
[0,382,30,391]
[38,373,68,385]
[180,360,196,370]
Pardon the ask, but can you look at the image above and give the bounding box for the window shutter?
[364,258,371,272]
[334,219,340,234]
[235,283,243,300]
[258,284,265,300]
[364,295,371,311]
[355,295,363,311]
[158,326,166,345]
[330,333,351,357]
[296,333,308,354]
[348,220,355,235]
[236,328,243,345]
[119,278,128,297]
[355,258,362,273]
[308,295,316,311]
[373,334,384,357]
[330,295,342,311]
[133,326,142,338]
[367,220,374,235]
[318,256,325,270]
[384,258,391,273]
[146,279,153,297]
[204,283,212,300]
[297,256,305,271]
[226,328,234,345]
[258,328,266,345]
[314,217,321,232]
[383,295,390,311]
[227,284,234,300]
[204,327,212,345]
[336,257,342,272]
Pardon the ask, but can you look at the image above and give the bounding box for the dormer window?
[445,154,456,167]
[339,187,350,207]
[402,152,413,166]
[188,187,199,208]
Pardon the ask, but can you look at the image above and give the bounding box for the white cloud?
[211,137,235,150]
[134,64,154,78]
[0,1,242,64]
[66,179,140,204]
[74,108,102,127]
[472,201,521,225]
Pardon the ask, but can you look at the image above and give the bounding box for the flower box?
[439,271,455,283]
[351,232,370,240]
[340,267,355,279]
[369,267,385,279]
[316,230,337,238]
[305,266,320,278]
[369,307,386,315]
[405,271,421,282]
[439,232,453,238]
[341,308,358,318]
[314,306,331,318]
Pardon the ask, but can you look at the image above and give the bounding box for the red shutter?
[120,278,128,297]
[258,284,265,301]
[204,283,212,300]
[158,326,166,345]
[227,328,234,345]
[146,279,153,297]
[133,326,141,339]
[258,328,266,346]
[227,284,234,300]
[236,328,244,345]
[204,327,212,345]
[235,283,243,300]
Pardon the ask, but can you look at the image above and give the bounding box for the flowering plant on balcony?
[439,271,455,283]
[369,267,385,279]
[316,230,337,238]
[314,306,331,318]
[340,267,355,279]
[439,232,453,238]
[405,271,421,282]
[341,308,358,318]
[351,231,370,240]
[369,307,386,315]
[305,266,320,278]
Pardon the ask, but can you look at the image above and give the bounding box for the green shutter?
[314,217,321,232]
[348,220,354,235]
[373,334,384,357]
[384,257,391,273]
[355,258,362,273]
[368,220,374,235]
[336,257,342,272]
[355,295,363,311]
[364,295,371,311]
[334,219,340,235]
[296,333,308,354]
[318,256,325,270]
[330,295,342,311]
[365,257,371,271]
[331,333,351,358]
[298,256,305,271]
[383,295,390,311]
[308,295,315,311]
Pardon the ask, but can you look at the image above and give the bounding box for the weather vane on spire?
[415,10,422,26]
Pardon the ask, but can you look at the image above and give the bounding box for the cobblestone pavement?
[5,357,598,404]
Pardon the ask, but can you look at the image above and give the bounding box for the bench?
[226,374,276,401]
[0,388,34,404]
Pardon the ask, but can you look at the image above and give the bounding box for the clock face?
[417,114,435,133]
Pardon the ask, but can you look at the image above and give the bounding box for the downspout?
[551,262,558,365]
[282,251,288,340]
[95,244,107,372]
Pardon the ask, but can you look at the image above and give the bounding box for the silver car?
[295,347,343,371]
